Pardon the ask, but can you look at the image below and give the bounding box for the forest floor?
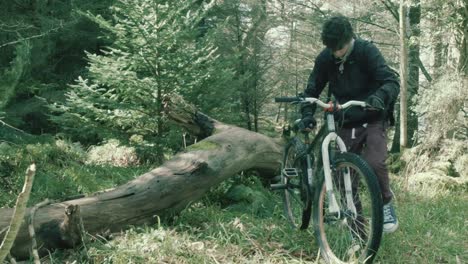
[0,131,466,263]
[46,174,466,264]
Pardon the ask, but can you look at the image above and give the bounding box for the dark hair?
[321,16,354,51]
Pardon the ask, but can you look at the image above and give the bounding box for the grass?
[5,185,467,264]
[0,134,152,208]
[42,174,467,264]
[1,131,466,263]
[49,187,321,264]
[375,177,467,264]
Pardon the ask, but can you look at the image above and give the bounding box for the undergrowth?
[1,129,466,264]
[42,173,467,264]
[0,130,151,208]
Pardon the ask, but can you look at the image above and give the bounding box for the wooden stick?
[28,199,51,264]
[0,164,36,263]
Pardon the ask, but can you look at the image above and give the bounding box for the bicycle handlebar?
[274,96,367,110]
[274,97,301,103]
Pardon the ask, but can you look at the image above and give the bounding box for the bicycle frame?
[275,96,383,263]
[278,97,367,219]
[319,112,357,218]
[288,122,356,219]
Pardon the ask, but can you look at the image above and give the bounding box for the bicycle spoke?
[286,188,303,206]
[314,154,383,263]
[274,98,384,263]
[281,139,312,229]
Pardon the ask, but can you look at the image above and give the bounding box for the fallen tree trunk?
[0,95,282,260]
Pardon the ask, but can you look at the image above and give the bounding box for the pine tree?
[52,0,221,162]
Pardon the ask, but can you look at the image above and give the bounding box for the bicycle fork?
[321,132,357,219]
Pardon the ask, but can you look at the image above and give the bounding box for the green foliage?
[387,153,406,174]
[199,172,278,216]
[51,0,224,152]
[185,140,220,152]
[0,41,31,110]
[0,138,81,207]
[224,183,275,217]
[0,136,149,208]
[211,0,275,130]
[0,0,115,134]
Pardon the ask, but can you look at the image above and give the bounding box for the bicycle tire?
[313,152,383,263]
[281,137,312,230]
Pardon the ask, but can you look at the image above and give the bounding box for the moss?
[387,153,406,173]
[211,128,220,135]
[185,140,220,151]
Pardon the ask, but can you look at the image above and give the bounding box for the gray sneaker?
[383,202,399,233]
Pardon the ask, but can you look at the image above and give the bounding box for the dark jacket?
[304,38,400,127]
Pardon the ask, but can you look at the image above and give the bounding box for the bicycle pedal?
[282,168,299,178]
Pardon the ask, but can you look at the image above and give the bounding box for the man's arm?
[365,42,400,107]
[302,55,329,116]
[305,55,328,98]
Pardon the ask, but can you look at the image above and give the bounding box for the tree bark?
[431,7,444,79]
[0,165,35,263]
[457,0,468,75]
[0,95,282,260]
[407,0,420,146]
[390,110,401,153]
[399,0,409,148]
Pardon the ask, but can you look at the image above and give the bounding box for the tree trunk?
[0,95,282,261]
[431,5,444,79]
[243,96,253,130]
[390,109,401,153]
[458,1,468,75]
[253,94,259,132]
[399,0,409,148]
[407,0,420,146]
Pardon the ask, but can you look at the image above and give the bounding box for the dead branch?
[0,164,36,263]
[29,199,52,264]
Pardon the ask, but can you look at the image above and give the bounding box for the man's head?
[321,16,354,58]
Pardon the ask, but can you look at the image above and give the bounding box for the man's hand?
[299,116,316,131]
[366,94,385,111]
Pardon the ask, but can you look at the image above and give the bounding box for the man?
[301,16,399,233]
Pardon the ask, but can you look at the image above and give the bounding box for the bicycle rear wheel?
[313,152,383,263]
[282,137,312,230]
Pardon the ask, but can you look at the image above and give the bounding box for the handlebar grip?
[274,97,301,103]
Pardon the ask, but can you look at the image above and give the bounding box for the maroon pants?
[338,122,393,204]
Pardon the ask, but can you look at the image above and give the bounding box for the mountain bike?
[271,96,383,263]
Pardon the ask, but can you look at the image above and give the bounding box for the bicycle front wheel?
[282,137,312,230]
[313,152,383,263]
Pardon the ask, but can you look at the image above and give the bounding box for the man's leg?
[361,123,392,204]
[362,122,398,233]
